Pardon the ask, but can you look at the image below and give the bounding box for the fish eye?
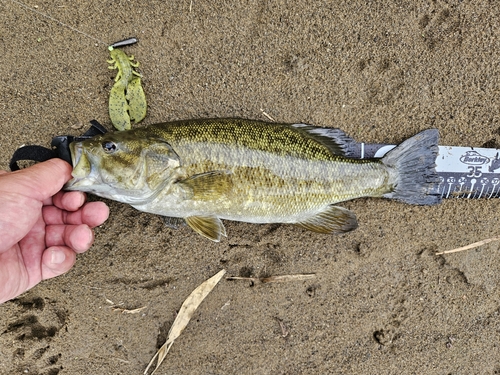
[102,141,117,153]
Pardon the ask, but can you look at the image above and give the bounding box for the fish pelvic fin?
[185,216,227,242]
[382,129,441,205]
[296,205,358,234]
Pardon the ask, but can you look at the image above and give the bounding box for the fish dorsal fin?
[291,124,356,156]
[185,216,227,242]
[179,171,232,200]
[296,205,358,234]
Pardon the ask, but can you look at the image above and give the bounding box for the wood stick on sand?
[436,236,500,255]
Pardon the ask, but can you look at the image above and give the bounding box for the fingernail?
[51,250,66,265]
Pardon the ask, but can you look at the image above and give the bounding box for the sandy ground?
[1,0,500,374]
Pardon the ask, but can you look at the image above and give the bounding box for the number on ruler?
[467,166,482,178]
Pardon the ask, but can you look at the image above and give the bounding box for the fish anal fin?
[185,216,227,242]
[179,171,232,200]
[296,205,358,234]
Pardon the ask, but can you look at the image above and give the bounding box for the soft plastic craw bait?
[107,40,147,131]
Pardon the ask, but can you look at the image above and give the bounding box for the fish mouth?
[64,142,92,190]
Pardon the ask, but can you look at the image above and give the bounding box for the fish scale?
[66,118,440,241]
[132,120,390,216]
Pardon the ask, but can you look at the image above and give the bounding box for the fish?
[65,118,441,241]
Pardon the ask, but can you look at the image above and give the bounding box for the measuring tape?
[350,143,500,199]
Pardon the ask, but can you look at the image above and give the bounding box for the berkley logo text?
[460,151,490,165]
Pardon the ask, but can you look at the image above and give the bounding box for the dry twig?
[436,236,500,255]
[260,109,276,122]
[274,317,289,338]
[227,273,315,285]
[112,306,147,314]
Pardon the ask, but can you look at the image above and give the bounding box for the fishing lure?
[107,40,147,131]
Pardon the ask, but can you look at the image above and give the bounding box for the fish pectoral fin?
[179,171,232,200]
[185,216,227,242]
[296,205,358,234]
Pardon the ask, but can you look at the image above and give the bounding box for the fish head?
[65,132,180,204]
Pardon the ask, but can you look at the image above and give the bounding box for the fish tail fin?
[382,129,442,205]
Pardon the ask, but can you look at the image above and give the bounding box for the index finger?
[47,191,86,211]
[43,201,110,228]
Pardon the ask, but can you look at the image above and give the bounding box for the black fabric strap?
[9,145,58,171]
[9,120,108,171]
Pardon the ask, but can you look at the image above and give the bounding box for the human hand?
[0,159,109,304]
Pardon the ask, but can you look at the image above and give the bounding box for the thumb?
[1,159,72,201]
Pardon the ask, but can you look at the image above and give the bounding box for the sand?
[1,0,500,374]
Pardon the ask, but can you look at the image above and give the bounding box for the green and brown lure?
[107,45,147,131]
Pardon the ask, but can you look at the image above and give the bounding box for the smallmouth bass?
[65,118,441,241]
